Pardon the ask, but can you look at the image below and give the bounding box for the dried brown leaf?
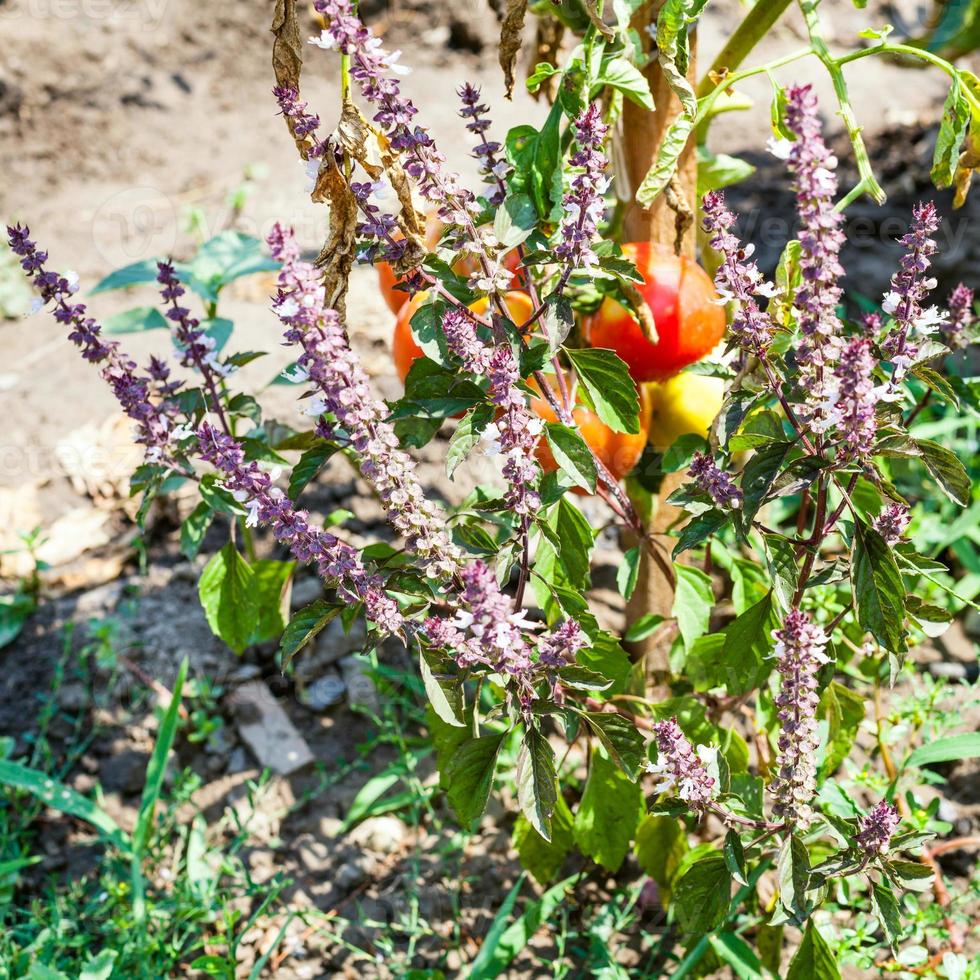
[953,143,980,208]
[312,151,358,319]
[336,100,426,272]
[583,0,615,39]
[272,0,310,157]
[663,175,695,256]
[499,0,529,99]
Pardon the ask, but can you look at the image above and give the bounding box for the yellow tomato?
[647,373,725,451]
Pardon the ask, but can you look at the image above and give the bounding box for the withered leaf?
[312,150,358,319]
[499,0,529,100]
[954,143,980,208]
[336,99,426,272]
[663,175,695,256]
[272,0,309,157]
[583,0,615,39]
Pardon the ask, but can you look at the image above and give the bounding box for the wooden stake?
[620,0,699,677]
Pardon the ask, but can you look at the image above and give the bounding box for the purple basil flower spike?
[701,190,776,354]
[783,83,846,373]
[267,223,463,581]
[855,801,900,856]
[690,452,743,510]
[833,337,878,460]
[6,224,181,464]
[943,282,976,350]
[458,83,510,206]
[872,503,911,545]
[315,0,474,222]
[555,103,610,275]
[770,609,830,826]
[538,620,587,668]
[880,202,942,393]
[198,423,402,633]
[647,718,716,807]
[438,304,543,519]
[425,561,536,677]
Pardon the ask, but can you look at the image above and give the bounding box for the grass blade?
[0,759,129,851]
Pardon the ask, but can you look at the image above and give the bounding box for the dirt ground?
[1,0,979,977]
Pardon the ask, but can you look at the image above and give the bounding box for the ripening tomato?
[581,242,725,383]
[393,290,535,384]
[647,373,725,451]
[530,380,653,490]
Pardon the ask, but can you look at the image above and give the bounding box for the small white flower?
[303,157,322,192]
[382,50,411,76]
[302,396,329,417]
[308,30,336,50]
[63,270,80,294]
[507,610,539,631]
[281,363,309,384]
[245,498,261,528]
[881,291,902,315]
[767,137,793,160]
[481,422,503,455]
[29,296,45,316]
[914,305,946,335]
[276,298,300,319]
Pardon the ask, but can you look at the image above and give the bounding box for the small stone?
[290,575,323,609]
[227,663,263,684]
[299,671,347,710]
[100,747,149,795]
[297,835,333,873]
[317,816,343,838]
[336,861,366,891]
[347,815,407,855]
[227,746,250,774]
[340,655,380,715]
[294,616,366,682]
[228,681,314,775]
[58,681,88,712]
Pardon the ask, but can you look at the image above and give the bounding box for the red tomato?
[582,242,725,382]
